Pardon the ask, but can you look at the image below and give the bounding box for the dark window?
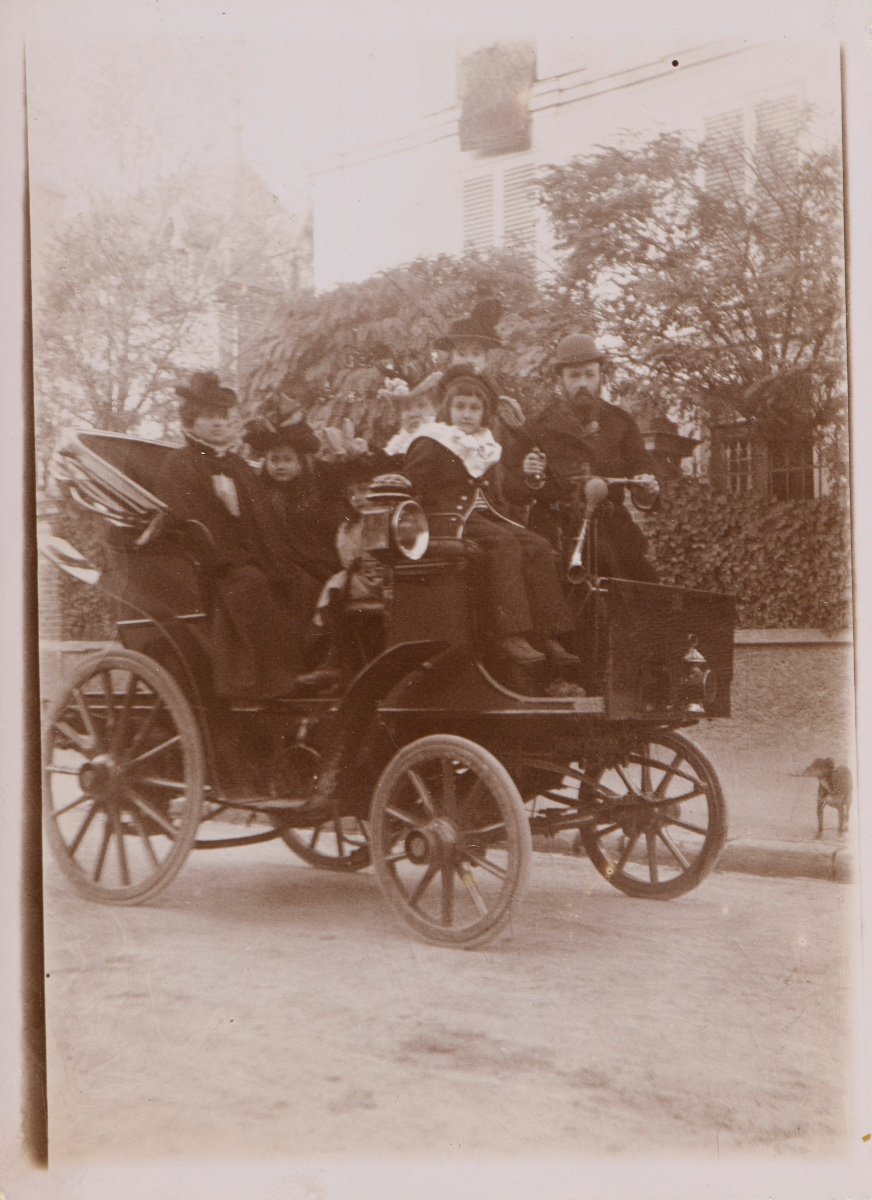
[769,438,816,500]
[719,432,754,495]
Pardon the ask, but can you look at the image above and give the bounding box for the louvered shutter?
[755,96,799,173]
[704,110,745,193]
[503,163,536,250]
[463,175,495,250]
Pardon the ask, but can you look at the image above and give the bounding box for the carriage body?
[42,430,736,945]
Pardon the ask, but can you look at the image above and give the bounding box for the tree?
[33,164,301,466]
[539,127,847,465]
[246,247,569,443]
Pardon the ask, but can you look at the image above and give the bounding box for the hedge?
[47,479,853,639]
[642,479,852,633]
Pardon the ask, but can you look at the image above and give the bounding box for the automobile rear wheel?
[43,649,204,904]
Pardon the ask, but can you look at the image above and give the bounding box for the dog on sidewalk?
[797,758,853,837]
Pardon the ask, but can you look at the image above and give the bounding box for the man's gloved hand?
[321,418,369,461]
[495,394,526,431]
[631,473,660,510]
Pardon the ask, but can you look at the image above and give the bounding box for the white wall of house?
[310,39,841,292]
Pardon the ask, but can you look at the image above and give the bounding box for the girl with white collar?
[403,367,576,668]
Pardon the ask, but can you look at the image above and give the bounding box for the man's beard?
[565,383,598,414]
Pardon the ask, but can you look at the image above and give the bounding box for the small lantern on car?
[680,635,717,714]
[360,474,429,562]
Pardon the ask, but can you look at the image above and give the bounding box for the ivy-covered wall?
[49,502,116,641]
[641,480,852,633]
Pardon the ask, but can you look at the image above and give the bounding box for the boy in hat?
[504,333,660,582]
[430,295,527,448]
[154,371,316,698]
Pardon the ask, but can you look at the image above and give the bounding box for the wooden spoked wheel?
[578,730,727,899]
[369,735,531,947]
[42,650,204,904]
[279,819,372,872]
[270,743,371,872]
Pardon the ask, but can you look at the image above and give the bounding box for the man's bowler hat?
[552,333,604,369]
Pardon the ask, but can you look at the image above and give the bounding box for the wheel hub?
[79,754,122,799]
[614,794,660,837]
[404,818,458,865]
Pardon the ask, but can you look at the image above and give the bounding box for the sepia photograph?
[3,0,871,1196]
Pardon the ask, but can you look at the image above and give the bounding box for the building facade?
[308,38,844,499]
[309,39,841,292]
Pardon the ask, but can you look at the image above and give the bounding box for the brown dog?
[798,758,852,836]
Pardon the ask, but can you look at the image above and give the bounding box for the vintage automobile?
[41,429,735,948]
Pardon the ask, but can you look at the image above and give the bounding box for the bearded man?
[503,333,660,582]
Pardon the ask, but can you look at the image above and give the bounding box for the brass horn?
[567,477,609,584]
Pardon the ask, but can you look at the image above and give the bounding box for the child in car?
[245,414,344,583]
[402,367,577,668]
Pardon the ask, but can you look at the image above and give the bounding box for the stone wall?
[691,632,855,843]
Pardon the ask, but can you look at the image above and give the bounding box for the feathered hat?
[174,371,237,410]
[243,413,321,457]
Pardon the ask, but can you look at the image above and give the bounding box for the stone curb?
[532,833,856,883]
[716,837,855,883]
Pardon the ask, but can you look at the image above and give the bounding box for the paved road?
[37,830,861,1171]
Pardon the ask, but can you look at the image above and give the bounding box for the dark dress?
[502,395,659,582]
[153,438,315,698]
[260,462,345,583]
[403,434,570,641]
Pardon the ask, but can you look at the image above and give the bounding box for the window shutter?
[704,110,745,193]
[463,175,495,250]
[755,96,799,173]
[503,163,536,250]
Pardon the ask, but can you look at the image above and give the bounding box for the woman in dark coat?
[153,372,316,699]
[403,368,576,667]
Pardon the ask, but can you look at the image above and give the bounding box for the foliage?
[246,248,579,440]
[33,164,298,477]
[642,479,852,633]
[539,127,847,462]
[51,501,117,641]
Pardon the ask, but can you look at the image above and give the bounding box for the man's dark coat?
[152,440,315,697]
[502,395,658,582]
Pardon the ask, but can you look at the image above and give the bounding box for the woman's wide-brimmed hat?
[174,371,237,410]
[434,297,503,352]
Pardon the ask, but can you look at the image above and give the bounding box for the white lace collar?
[409,421,502,478]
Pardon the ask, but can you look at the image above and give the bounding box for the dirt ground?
[37,832,858,1171]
